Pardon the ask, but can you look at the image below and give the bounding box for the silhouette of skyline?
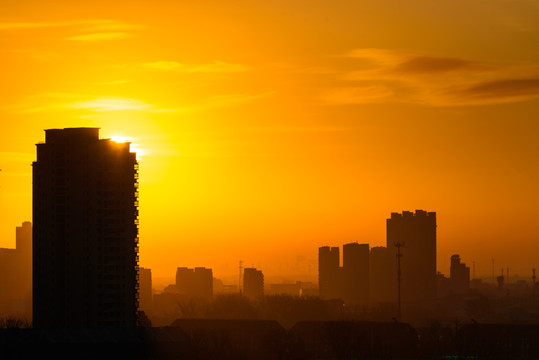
[2,137,539,358]
[1,1,539,358]
[2,1,539,282]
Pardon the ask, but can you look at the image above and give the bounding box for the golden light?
[110,135,131,143]
[110,135,146,160]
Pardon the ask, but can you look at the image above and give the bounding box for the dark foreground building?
[32,128,139,328]
[289,321,419,359]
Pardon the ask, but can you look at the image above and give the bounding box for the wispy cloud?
[0,19,139,43]
[94,79,130,86]
[206,91,275,107]
[7,89,273,115]
[449,78,539,102]
[0,19,138,31]
[7,94,174,114]
[66,97,175,113]
[319,86,394,105]
[320,48,539,106]
[64,32,132,42]
[142,60,250,73]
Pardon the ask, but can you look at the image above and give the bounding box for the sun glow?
[110,135,131,143]
[110,135,146,160]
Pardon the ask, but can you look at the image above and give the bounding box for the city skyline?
[0,203,536,327]
[1,0,539,282]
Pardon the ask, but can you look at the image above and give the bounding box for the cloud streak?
[7,90,273,115]
[206,91,275,107]
[67,97,175,113]
[320,48,539,106]
[7,94,174,114]
[142,60,250,73]
[0,19,138,31]
[64,32,132,42]
[0,19,139,42]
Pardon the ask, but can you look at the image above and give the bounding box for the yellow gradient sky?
[1,0,539,286]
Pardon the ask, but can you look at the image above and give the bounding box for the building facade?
[33,128,139,328]
[318,246,340,300]
[342,242,370,305]
[369,246,396,304]
[139,267,153,314]
[176,267,213,300]
[0,221,32,318]
[243,268,264,299]
[450,254,470,293]
[386,210,436,302]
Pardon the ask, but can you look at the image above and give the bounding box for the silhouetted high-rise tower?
[32,128,139,328]
[369,246,396,304]
[387,210,436,302]
[342,242,369,305]
[243,267,264,299]
[0,221,33,318]
[450,254,470,293]
[176,267,213,300]
[318,246,339,299]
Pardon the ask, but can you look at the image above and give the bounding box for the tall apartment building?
[342,242,370,305]
[32,128,139,328]
[139,267,153,313]
[318,246,339,300]
[0,221,32,317]
[318,243,370,305]
[386,210,436,302]
[243,268,264,299]
[450,254,470,293]
[176,267,213,300]
[369,246,396,304]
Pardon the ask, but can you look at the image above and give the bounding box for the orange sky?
[1,0,539,286]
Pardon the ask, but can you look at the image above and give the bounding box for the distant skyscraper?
[139,267,153,313]
[243,268,264,299]
[342,243,369,305]
[450,254,470,293]
[176,267,213,300]
[369,246,396,304]
[32,128,139,328]
[318,246,339,300]
[0,221,32,317]
[386,210,436,302]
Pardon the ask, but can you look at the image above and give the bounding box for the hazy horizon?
[1,0,539,282]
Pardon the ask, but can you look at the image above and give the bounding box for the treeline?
[0,317,31,329]
[151,294,398,328]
